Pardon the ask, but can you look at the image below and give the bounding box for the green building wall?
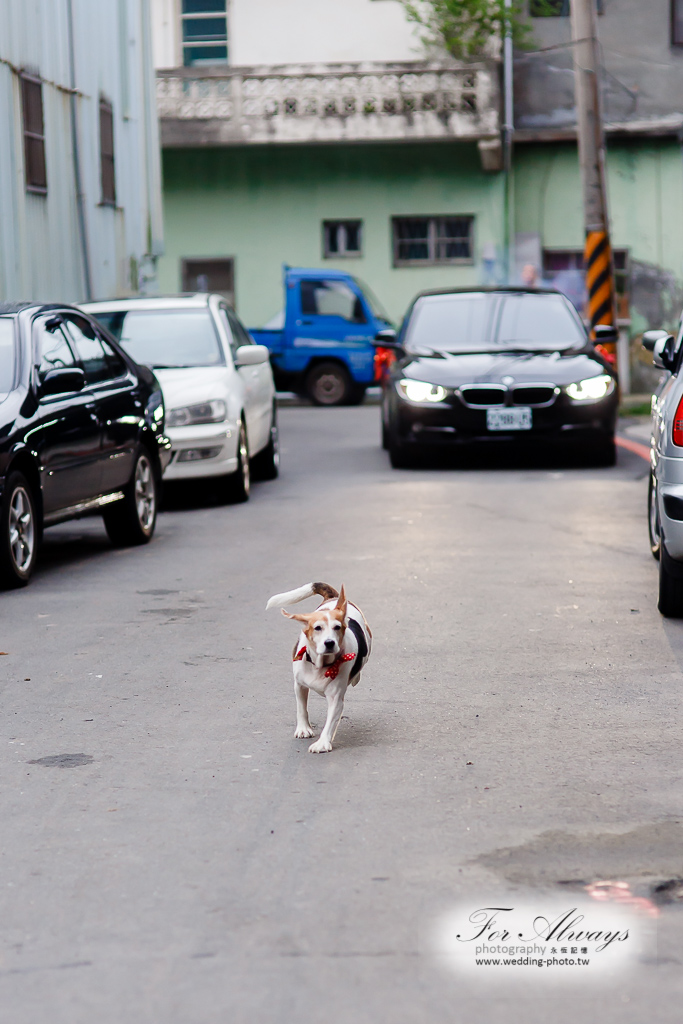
[159,136,683,335]
[159,142,506,327]
[514,140,683,330]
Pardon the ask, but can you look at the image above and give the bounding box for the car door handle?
[297,319,313,326]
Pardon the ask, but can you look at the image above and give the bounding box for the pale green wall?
[159,142,505,326]
[513,140,683,278]
[159,138,683,330]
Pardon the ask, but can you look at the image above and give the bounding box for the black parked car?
[0,303,171,588]
[379,288,619,468]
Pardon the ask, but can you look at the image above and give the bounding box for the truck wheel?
[103,448,157,546]
[306,362,352,406]
[0,471,39,588]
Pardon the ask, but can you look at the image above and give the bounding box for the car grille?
[511,386,557,407]
[458,386,506,408]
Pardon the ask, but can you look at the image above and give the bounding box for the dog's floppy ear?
[282,609,311,622]
[335,584,347,620]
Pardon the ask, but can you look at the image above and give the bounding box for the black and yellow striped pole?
[571,0,618,366]
[585,229,617,341]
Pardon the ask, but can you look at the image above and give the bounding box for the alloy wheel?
[239,422,250,497]
[9,485,35,574]
[135,455,156,534]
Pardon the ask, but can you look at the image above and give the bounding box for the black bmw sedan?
[0,302,171,588]
[381,288,619,468]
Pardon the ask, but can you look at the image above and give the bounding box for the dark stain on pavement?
[27,753,94,768]
[137,589,180,595]
[474,821,683,884]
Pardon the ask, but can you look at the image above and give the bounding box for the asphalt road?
[2,405,683,1023]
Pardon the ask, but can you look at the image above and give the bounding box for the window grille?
[182,0,228,66]
[21,74,47,194]
[100,99,116,205]
[182,257,235,306]
[393,216,474,266]
[323,221,363,258]
[542,248,630,318]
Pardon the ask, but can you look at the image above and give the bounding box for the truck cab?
[250,268,393,405]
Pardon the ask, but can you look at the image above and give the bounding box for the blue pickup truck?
[250,267,394,405]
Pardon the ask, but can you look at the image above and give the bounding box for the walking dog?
[266,582,372,753]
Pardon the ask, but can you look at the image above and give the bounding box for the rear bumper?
[657,454,683,559]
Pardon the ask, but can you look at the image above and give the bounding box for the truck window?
[300,280,366,324]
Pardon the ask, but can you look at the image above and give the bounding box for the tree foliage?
[400,0,534,60]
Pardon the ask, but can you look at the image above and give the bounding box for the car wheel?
[387,427,415,469]
[251,405,279,481]
[649,472,661,560]
[0,472,39,588]
[306,362,352,406]
[658,546,683,617]
[221,419,250,503]
[103,448,157,546]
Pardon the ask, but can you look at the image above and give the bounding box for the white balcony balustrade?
[157,62,501,166]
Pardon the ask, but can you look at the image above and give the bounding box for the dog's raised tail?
[265,582,338,611]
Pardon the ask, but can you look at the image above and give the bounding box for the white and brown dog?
[266,582,372,753]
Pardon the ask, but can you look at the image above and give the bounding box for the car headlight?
[167,399,227,427]
[397,379,447,404]
[565,374,614,402]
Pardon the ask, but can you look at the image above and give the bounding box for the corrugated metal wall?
[0,0,163,303]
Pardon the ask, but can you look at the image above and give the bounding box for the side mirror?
[653,335,676,371]
[40,367,86,396]
[592,324,618,344]
[374,328,399,347]
[235,344,270,367]
[642,329,669,353]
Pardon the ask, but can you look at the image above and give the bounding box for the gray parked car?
[644,323,683,615]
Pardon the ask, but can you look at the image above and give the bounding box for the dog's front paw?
[294,725,315,739]
[308,738,332,754]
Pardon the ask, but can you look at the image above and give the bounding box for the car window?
[226,307,252,347]
[0,318,15,393]
[96,330,128,379]
[63,315,116,384]
[36,321,78,383]
[300,280,366,323]
[93,309,224,369]
[218,307,238,361]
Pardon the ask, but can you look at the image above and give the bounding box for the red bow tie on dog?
[294,645,355,680]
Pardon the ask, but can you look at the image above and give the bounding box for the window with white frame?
[182,0,228,66]
[323,221,362,258]
[392,216,474,266]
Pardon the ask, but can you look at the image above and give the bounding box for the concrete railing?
[156,62,501,156]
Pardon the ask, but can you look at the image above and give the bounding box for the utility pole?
[502,0,514,284]
[570,0,617,363]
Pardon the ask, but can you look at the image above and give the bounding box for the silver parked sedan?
[644,323,683,615]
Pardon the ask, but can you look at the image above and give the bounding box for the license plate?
[486,407,532,431]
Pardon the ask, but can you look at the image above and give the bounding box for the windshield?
[353,277,392,324]
[404,292,586,353]
[92,309,224,368]
[0,318,15,392]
